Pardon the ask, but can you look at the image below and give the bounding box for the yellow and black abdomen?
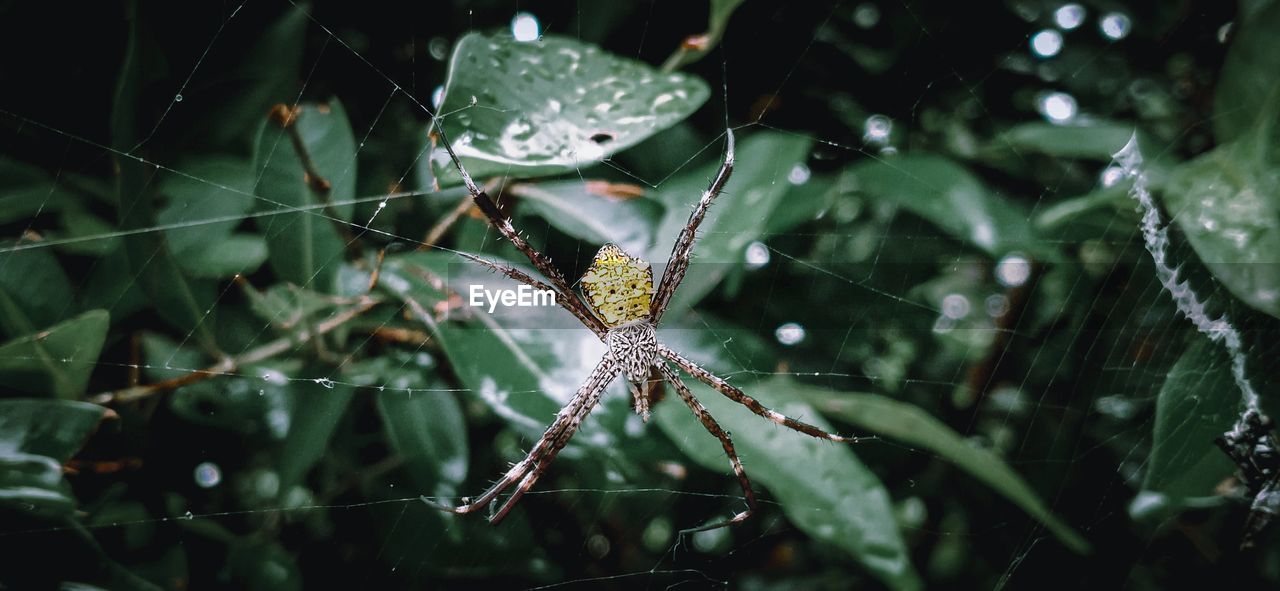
[579,243,654,327]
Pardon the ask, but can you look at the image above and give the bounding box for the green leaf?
[510,180,662,255]
[156,156,265,279]
[251,100,357,290]
[225,539,302,591]
[55,207,121,257]
[111,1,218,351]
[197,5,307,149]
[0,309,109,398]
[997,121,1144,161]
[653,376,920,591]
[0,157,87,224]
[645,131,812,313]
[0,399,109,518]
[0,452,74,518]
[178,234,268,278]
[0,244,73,338]
[158,157,253,253]
[370,251,628,451]
[1140,337,1238,503]
[660,0,746,71]
[847,155,1053,259]
[1214,0,1280,147]
[1163,133,1280,318]
[276,374,356,493]
[377,381,469,498]
[788,380,1091,554]
[424,32,710,186]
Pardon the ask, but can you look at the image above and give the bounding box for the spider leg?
[656,362,757,533]
[658,345,859,444]
[650,129,735,324]
[423,358,620,519]
[431,120,608,336]
[457,251,606,340]
[488,378,611,524]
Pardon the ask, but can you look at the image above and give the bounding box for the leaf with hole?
[423,32,709,187]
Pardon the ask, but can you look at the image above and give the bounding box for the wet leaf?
[789,380,1090,554]
[1214,0,1280,148]
[374,252,614,437]
[1141,337,1237,503]
[377,380,469,498]
[847,155,1053,259]
[646,131,811,314]
[510,180,662,256]
[0,309,109,399]
[653,376,920,591]
[0,399,110,518]
[1163,133,1280,318]
[251,101,356,290]
[997,122,1163,163]
[424,32,709,187]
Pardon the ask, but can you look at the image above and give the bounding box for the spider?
[423,123,859,532]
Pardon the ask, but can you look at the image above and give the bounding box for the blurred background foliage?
[1,0,1278,588]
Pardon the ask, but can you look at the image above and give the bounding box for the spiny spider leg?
[651,129,735,324]
[488,372,615,524]
[456,251,607,340]
[657,363,758,533]
[431,119,608,336]
[423,358,620,518]
[658,344,860,444]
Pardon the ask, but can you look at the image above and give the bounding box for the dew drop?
[1036,91,1077,124]
[787,162,811,185]
[941,293,972,320]
[1100,166,1124,188]
[744,241,771,270]
[194,461,222,488]
[1099,12,1131,41]
[174,94,184,102]
[1030,29,1063,58]
[985,294,1010,317]
[775,322,806,346]
[995,253,1032,287]
[1053,4,1086,30]
[863,114,892,144]
[428,36,450,61]
[511,12,540,42]
[853,3,880,28]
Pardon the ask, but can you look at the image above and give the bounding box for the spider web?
[0,0,1274,589]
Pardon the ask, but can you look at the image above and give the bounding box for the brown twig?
[269,104,361,254]
[421,194,478,249]
[91,297,381,405]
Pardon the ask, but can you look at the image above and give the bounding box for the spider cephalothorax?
[426,125,861,533]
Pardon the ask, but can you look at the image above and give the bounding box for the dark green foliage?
[1,1,1278,589]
